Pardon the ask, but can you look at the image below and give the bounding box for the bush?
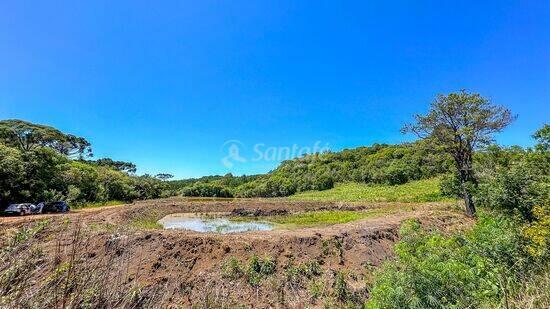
[181,182,233,198]
[523,205,550,257]
[333,271,349,303]
[260,256,277,275]
[366,215,533,309]
[476,162,539,221]
[439,173,461,198]
[132,175,165,200]
[221,255,276,287]
[475,146,549,222]
[221,257,243,280]
[0,144,25,205]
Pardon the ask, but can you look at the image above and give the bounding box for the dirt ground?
[0,197,471,308]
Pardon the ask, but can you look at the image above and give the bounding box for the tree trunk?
[462,184,476,217]
[458,167,476,217]
[456,152,476,217]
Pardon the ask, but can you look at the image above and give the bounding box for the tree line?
[170,141,452,198]
[0,119,168,208]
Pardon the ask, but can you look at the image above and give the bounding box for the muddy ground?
[0,197,471,308]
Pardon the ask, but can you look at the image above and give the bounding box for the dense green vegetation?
[290,178,448,203]
[0,120,166,208]
[236,142,451,197]
[166,173,262,197]
[367,214,544,308]
[170,142,452,198]
[366,124,550,308]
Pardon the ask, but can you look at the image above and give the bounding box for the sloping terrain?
[289,178,449,203]
[0,198,470,308]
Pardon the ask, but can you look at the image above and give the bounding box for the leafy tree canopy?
[94,158,137,174]
[533,123,550,152]
[402,90,515,216]
[0,119,92,159]
[155,173,174,181]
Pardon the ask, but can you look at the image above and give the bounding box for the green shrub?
[333,271,349,303]
[523,205,550,257]
[439,173,461,197]
[298,260,322,278]
[221,257,243,280]
[308,279,325,300]
[245,255,276,286]
[248,255,261,274]
[476,162,541,221]
[260,256,277,275]
[366,215,533,309]
[474,132,549,222]
[222,255,277,286]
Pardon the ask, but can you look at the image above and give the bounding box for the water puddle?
[158,213,274,234]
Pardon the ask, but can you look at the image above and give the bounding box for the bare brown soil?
[0,197,471,308]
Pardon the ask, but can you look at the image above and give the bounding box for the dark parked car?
[41,201,70,213]
[4,203,43,216]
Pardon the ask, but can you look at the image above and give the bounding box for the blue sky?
[0,1,548,178]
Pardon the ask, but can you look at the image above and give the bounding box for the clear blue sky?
[1,1,548,178]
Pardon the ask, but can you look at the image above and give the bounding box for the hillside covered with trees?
[170,142,453,198]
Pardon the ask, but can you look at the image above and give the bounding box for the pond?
[158,213,274,234]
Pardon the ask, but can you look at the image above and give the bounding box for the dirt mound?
[0,198,469,308]
[231,207,289,217]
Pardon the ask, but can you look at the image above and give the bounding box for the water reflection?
[159,213,274,234]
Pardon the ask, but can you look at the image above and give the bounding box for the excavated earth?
[0,197,471,308]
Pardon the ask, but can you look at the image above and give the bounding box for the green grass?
[129,219,162,229]
[7,219,51,248]
[268,210,372,227]
[72,200,127,210]
[236,207,413,229]
[289,178,451,203]
[127,210,163,229]
[88,222,117,233]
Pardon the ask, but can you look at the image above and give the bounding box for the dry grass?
[510,265,550,309]
[0,220,161,308]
